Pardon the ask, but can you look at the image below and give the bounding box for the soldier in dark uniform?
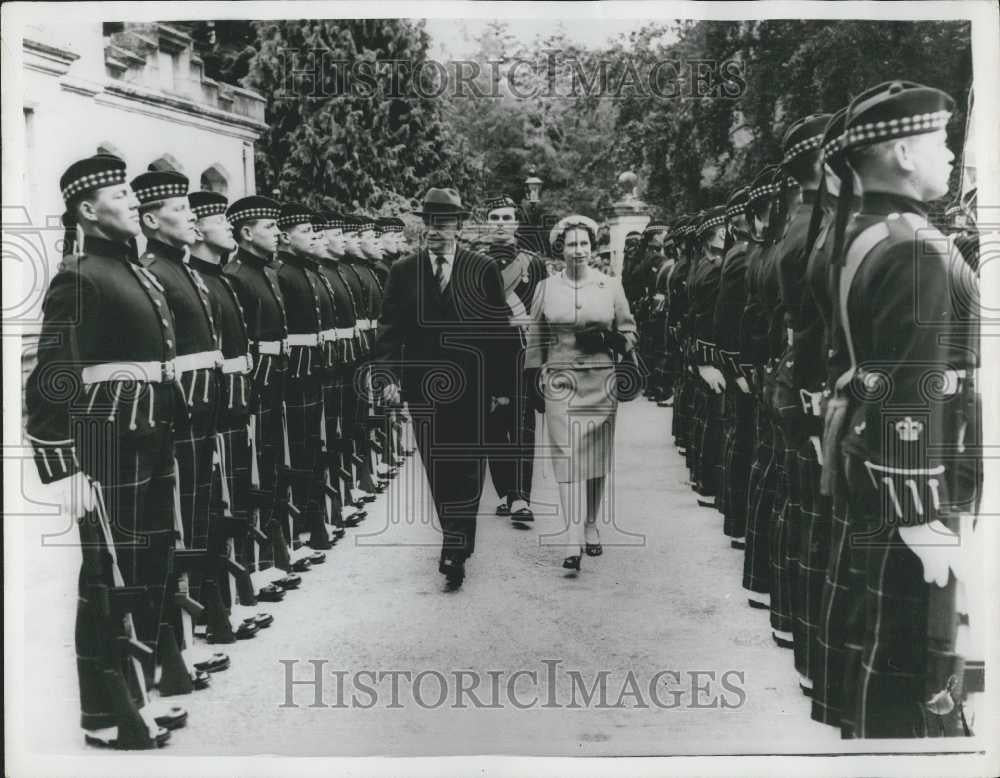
[715,186,754,548]
[304,210,351,539]
[375,216,408,468]
[688,207,728,507]
[828,81,976,738]
[313,212,370,521]
[340,214,383,497]
[666,216,694,452]
[132,170,230,688]
[740,166,782,612]
[188,190,283,616]
[807,108,868,727]
[274,203,334,562]
[223,196,301,591]
[480,194,547,523]
[771,113,833,694]
[26,154,185,747]
[642,225,673,405]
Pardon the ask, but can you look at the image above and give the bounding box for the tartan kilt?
[718,393,735,518]
[697,389,725,498]
[73,419,176,684]
[283,372,324,538]
[73,420,177,725]
[768,424,798,636]
[173,410,218,554]
[743,404,776,594]
[810,458,859,727]
[216,421,254,571]
[687,380,707,480]
[795,442,830,688]
[672,371,692,447]
[723,389,754,539]
[838,455,966,739]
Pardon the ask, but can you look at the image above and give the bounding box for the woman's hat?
[549,214,600,248]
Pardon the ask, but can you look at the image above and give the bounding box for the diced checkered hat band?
[822,133,846,160]
[484,195,516,211]
[346,221,375,233]
[227,207,279,224]
[133,182,188,203]
[378,224,403,233]
[192,203,227,218]
[782,133,824,165]
[697,214,727,235]
[844,110,951,149]
[61,168,128,201]
[277,213,314,228]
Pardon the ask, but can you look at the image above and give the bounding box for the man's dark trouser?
[486,387,536,507]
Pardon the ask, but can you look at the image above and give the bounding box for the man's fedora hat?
[414,187,471,217]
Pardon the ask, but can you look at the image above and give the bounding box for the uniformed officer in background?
[481,193,547,523]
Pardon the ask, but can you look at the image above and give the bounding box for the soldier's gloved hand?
[41,471,96,520]
[575,325,609,354]
[898,520,963,587]
[735,377,751,394]
[381,381,401,405]
[697,365,726,394]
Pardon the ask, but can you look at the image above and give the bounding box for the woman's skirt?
[542,365,618,483]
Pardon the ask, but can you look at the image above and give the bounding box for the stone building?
[9,21,267,382]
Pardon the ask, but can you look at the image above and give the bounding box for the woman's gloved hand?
[575,325,609,354]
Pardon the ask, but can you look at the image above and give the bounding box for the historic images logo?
[279,51,747,100]
[279,659,747,710]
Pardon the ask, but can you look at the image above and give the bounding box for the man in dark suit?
[375,187,513,588]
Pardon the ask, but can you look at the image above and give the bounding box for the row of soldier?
[25,157,422,749]
[629,80,982,739]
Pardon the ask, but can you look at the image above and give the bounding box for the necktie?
[434,253,448,292]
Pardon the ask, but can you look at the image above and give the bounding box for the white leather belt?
[81,360,176,385]
[256,339,286,356]
[221,354,253,374]
[336,327,355,340]
[356,319,373,332]
[287,333,320,347]
[175,350,223,373]
[321,328,337,343]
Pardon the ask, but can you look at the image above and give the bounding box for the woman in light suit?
[525,215,637,572]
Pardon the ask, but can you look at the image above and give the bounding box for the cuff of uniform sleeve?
[29,438,81,484]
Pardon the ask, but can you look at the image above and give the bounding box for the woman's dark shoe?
[585,543,603,557]
[562,555,581,571]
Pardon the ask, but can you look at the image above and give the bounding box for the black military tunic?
[223,247,290,562]
[142,238,220,555]
[26,235,180,726]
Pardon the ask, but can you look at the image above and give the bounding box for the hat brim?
[414,206,470,218]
